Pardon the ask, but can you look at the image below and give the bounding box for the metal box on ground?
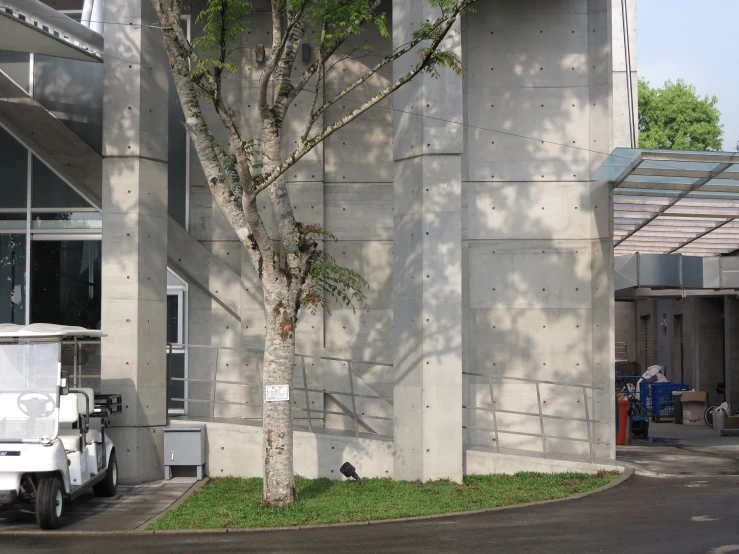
[164,425,206,479]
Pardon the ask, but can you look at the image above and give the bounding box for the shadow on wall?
[457,0,614,460]
[165,0,615,477]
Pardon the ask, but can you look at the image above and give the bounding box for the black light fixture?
[340,462,361,483]
[256,44,265,63]
[301,43,311,63]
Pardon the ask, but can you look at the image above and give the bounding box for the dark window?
[167,294,179,343]
[0,50,29,92]
[32,157,91,208]
[167,352,186,411]
[0,213,28,231]
[0,127,28,209]
[32,212,101,230]
[168,68,187,227]
[0,234,25,323]
[33,55,103,154]
[30,240,101,329]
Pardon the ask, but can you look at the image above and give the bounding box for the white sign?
[265,384,290,402]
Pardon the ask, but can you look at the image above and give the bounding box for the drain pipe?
[90,0,104,35]
[81,0,93,28]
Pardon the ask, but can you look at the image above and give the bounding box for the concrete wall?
[615,301,636,361]
[461,0,621,461]
[168,419,623,479]
[725,297,739,409]
[170,0,630,474]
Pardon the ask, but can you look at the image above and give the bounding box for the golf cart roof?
[0,324,103,339]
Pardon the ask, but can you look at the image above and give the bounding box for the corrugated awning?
[594,148,739,257]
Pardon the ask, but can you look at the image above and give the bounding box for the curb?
[135,478,211,531]
[0,469,634,537]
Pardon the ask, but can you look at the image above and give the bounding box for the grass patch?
[149,471,620,530]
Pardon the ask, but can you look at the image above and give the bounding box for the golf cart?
[0,324,121,529]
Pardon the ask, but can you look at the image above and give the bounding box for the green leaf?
[638,78,723,151]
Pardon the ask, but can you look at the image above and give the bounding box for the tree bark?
[262,279,298,507]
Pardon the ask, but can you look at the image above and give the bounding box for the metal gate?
[673,315,684,383]
[643,315,653,369]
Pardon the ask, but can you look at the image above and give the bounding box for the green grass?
[149,471,620,530]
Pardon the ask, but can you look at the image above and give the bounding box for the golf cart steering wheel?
[17,392,56,418]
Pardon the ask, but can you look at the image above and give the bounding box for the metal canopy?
[594,148,739,257]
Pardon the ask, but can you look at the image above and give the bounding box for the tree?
[152,0,475,507]
[638,78,723,151]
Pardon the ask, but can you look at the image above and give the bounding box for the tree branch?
[154,0,273,267]
[281,0,384,117]
[253,0,467,195]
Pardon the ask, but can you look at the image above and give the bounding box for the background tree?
[638,78,723,150]
[152,0,475,507]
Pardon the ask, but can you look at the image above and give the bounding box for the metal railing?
[462,371,605,463]
[166,343,393,438]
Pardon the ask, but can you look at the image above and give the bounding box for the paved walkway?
[617,422,739,476]
[0,478,194,531]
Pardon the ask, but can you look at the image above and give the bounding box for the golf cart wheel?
[94,451,118,498]
[36,476,64,530]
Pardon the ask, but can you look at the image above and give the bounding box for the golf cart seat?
[59,388,96,452]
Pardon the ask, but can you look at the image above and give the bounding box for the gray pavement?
[618,422,739,476]
[3,475,739,553]
[0,478,194,531]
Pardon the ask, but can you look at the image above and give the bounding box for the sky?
[638,0,739,151]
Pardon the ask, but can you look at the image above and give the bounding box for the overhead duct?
[615,253,739,292]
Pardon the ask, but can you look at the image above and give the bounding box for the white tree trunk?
[261,265,298,506]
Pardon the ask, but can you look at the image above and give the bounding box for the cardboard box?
[681,391,707,425]
[724,415,739,430]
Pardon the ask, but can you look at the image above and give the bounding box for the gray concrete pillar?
[100,0,169,483]
[392,0,463,482]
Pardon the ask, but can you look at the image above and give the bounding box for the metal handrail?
[167,343,393,438]
[462,370,604,462]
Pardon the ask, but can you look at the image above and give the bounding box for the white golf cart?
[0,324,121,529]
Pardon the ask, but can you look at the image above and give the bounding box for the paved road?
[3,475,739,554]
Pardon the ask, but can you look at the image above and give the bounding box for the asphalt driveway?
[3,475,739,554]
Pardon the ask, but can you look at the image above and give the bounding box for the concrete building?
[0,0,640,482]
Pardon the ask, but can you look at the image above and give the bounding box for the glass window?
[32,212,101,230]
[0,234,26,324]
[0,214,28,231]
[168,70,187,227]
[167,352,186,411]
[0,127,28,209]
[31,157,91,209]
[30,240,101,329]
[33,55,103,154]
[0,50,29,92]
[167,294,180,343]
